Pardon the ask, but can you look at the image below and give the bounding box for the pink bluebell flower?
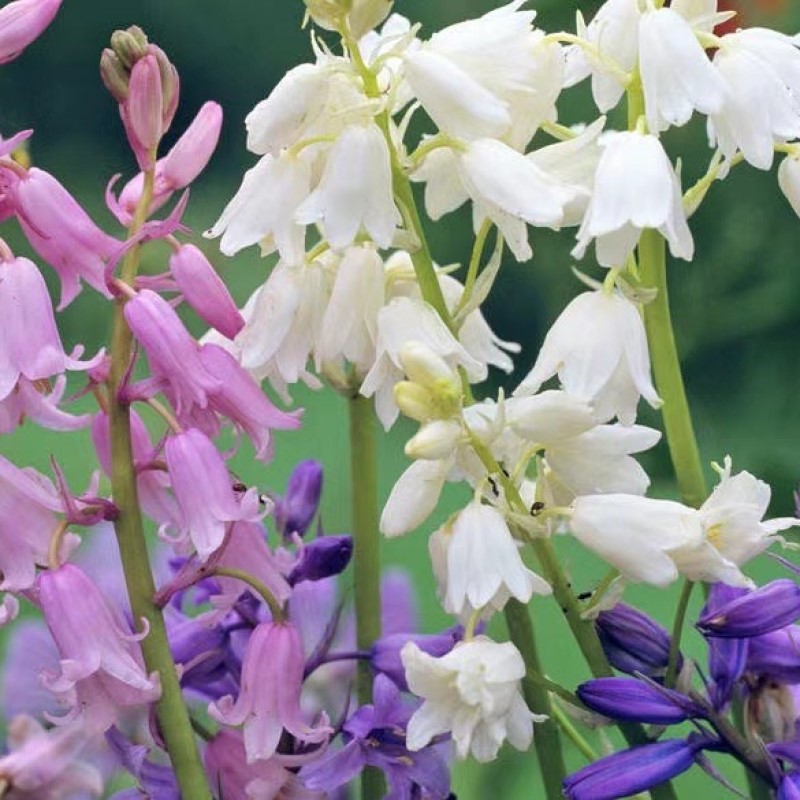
[0,0,62,65]
[37,564,161,732]
[209,620,332,762]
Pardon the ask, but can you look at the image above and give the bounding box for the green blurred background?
[1,0,800,796]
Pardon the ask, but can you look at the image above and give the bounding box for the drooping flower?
[37,564,161,731]
[514,290,661,425]
[301,674,451,798]
[573,131,694,268]
[164,428,262,560]
[4,166,119,308]
[273,460,324,540]
[639,5,726,133]
[431,501,550,618]
[296,123,400,250]
[209,621,332,762]
[402,636,540,762]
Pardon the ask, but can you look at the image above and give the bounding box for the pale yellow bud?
[405,420,462,460]
[399,342,457,390]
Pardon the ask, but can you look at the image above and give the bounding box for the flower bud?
[0,0,62,66]
[394,381,438,423]
[405,420,462,460]
[576,678,699,725]
[125,53,164,169]
[595,603,676,678]
[274,460,323,539]
[109,26,148,69]
[150,44,180,132]
[99,48,128,102]
[288,535,353,585]
[303,0,392,37]
[161,101,222,188]
[303,0,351,30]
[399,342,457,389]
[170,244,244,340]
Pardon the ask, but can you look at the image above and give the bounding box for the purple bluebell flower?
[576,677,702,725]
[563,737,708,800]
[274,460,323,539]
[106,727,179,800]
[371,630,460,692]
[289,535,353,585]
[595,602,677,679]
[703,583,749,710]
[301,674,451,799]
[697,579,800,638]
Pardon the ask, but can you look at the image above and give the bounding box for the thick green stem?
[504,600,566,800]
[108,172,212,799]
[665,579,694,688]
[637,229,708,508]
[348,393,383,800]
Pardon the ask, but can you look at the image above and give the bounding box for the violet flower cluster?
[1,0,800,798]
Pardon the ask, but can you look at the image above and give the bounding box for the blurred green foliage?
[1,0,799,797]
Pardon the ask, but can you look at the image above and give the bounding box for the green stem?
[348,393,384,800]
[732,697,775,800]
[212,567,286,621]
[108,171,212,799]
[637,229,708,508]
[504,600,566,800]
[665,579,694,688]
[550,701,598,763]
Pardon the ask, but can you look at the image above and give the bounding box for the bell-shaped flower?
[6,167,119,308]
[0,256,103,401]
[295,123,400,250]
[432,502,551,618]
[301,673,451,798]
[402,636,540,762]
[573,131,694,267]
[37,564,161,731]
[205,728,324,800]
[568,494,704,587]
[361,296,482,429]
[0,0,62,65]
[380,458,452,537]
[639,6,726,133]
[673,458,800,587]
[197,343,302,461]
[273,460,324,540]
[233,256,332,398]
[124,288,222,414]
[371,629,460,691]
[317,245,385,373]
[0,715,103,799]
[404,1,562,146]
[0,455,66,592]
[165,428,262,560]
[414,138,587,262]
[207,150,312,264]
[544,422,662,503]
[515,290,661,425]
[170,244,244,340]
[209,620,332,762]
[709,29,800,170]
[564,0,641,113]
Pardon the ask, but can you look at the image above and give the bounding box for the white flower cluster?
[209,0,800,766]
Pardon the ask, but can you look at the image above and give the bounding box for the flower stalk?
[107,169,212,799]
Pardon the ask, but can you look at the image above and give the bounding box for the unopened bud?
[125,54,164,169]
[348,0,393,37]
[405,420,462,460]
[99,48,128,102]
[303,0,351,31]
[149,44,179,133]
[110,26,148,69]
[394,381,437,423]
[399,342,458,390]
